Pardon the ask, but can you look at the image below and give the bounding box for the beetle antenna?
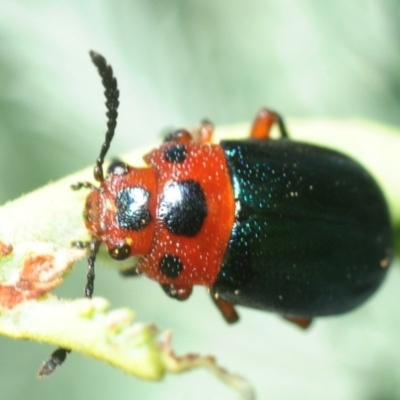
[85,239,101,298]
[89,50,120,182]
[38,52,117,377]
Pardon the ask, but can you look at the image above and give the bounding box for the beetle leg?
[210,293,239,324]
[71,240,90,249]
[250,109,289,140]
[163,120,214,144]
[119,265,142,277]
[195,119,214,143]
[71,181,97,191]
[283,315,312,329]
[38,348,71,377]
[160,283,192,300]
[163,129,193,143]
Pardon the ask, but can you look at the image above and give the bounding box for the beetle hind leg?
[210,293,239,324]
[250,109,290,140]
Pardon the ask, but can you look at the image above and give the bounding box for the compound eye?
[109,243,131,260]
[107,160,129,176]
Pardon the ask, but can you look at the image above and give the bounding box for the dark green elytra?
[211,139,394,317]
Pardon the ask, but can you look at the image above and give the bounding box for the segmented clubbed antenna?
[39,51,120,377]
[83,50,120,299]
[89,50,120,182]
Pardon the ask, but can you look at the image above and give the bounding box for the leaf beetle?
[81,51,393,325]
[41,50,394,374]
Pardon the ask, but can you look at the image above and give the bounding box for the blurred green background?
[0,1,400,399]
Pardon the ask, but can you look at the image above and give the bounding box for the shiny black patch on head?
[116,186,152,230]
[163,144,187,163]
[107,160,129,176]
[159,254,184,279]
[159,180,207,237]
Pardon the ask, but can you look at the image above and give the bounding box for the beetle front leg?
[71,182,97,191]
[250,109,289,140]
[120,265,142,277]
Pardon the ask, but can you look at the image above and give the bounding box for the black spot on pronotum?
[159,180,207,237]
[159,254,184,279]
[116,186,152,230]
[163,144,187,163]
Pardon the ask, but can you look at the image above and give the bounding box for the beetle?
[40,51,394,374]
